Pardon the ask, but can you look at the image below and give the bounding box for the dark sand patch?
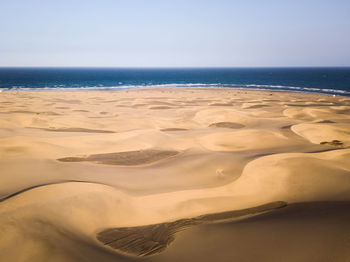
[37,111,61,116]
[88,115,117,119]
[103,100,119,103]
[160,128,188,132]
[320,140,344,146]
[285,103,334,107]
[97,201,286,257]
[244,104,270,109]
[194,99,217,102]
[73,109,89,112]
[29,127,115,133]
[1,110,36,114]
[281,124,293,129]
[149,106,173,110]
[0,110,60,115]
[209,122,244,129]
[317,120,336,124]
[58,149,179,166]
[262,99,280,102]
[56,107,70,109]
[115,104,130,108]
[209,103,232,106]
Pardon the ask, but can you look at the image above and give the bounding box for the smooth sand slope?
[0,88,350,262]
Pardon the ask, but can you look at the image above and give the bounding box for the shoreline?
[1,86,350,97]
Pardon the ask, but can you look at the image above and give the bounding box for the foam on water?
[0,68,349,96]
[1,83,349,96]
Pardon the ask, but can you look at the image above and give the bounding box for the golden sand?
[0,88,349,262]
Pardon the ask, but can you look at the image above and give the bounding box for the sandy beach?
[0,88,350,262]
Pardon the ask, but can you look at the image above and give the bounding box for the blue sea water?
[0,67,349,96]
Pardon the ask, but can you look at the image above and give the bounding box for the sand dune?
[0,88,349,262]
[160,128,188,132]
[147,201,350,262]
[291,123,350,146]
[199,129,292,151]
[97,201,286,257]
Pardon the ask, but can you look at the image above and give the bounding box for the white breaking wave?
[0,83,349,96]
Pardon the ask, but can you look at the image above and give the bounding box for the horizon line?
[1,66,350,69]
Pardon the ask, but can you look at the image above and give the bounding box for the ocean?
[0,67,349,96]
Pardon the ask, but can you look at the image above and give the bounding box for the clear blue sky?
[1,0,349,67]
